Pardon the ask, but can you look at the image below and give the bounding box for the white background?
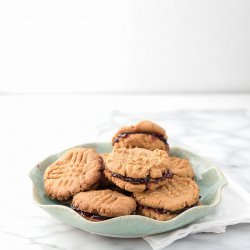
[0,0,250,94]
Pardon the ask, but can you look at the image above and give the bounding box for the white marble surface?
[0,94,250,250]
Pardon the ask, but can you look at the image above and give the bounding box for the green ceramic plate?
[29,142,227,238]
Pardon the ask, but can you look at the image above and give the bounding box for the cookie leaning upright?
[170,156,195,179]
[44,148,103,201]
[71,190,136,221]
[134,176,200,221]
[112,120,169,151]
[104,147,173,192]
[98,153,113,188]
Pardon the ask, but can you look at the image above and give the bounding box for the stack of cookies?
[44,121,200,222]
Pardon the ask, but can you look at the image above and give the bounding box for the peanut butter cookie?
[112,120,169,151]
[98,153,113,188]
[133,176,200,221]
[104,147,173,192]
[44,148,103,201]
[71,189,136,221]
[170,156,195,179]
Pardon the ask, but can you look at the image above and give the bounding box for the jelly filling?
[139,201,199,215]
[110,170,173,184]
[71,205,111,221]
[113,131,168,145]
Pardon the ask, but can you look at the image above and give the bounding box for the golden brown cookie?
[137,206,177,221]
[71,189,136,221]
[104,147,173,192]
[98,153,113,187]
[44,148,103,201]
[133,176,200,221]
[112,120,169,151]
[170,156,195,179]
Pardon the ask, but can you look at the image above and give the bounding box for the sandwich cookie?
[98,153,113,188]
[112,120,169,151]
[71,190,136,221]
[44,148,103,201]
[133,176,200,221]
[170,156,195,179]
[104,147,173,193]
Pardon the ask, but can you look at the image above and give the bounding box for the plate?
[29,142,227,238]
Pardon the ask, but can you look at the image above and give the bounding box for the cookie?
[98,153,113,187]
[44,148,103,201]
[104,147,173,192]
[170,156,195,179]
[112,120,169,151]
[133,176,200,221]
[71,189,136,221]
